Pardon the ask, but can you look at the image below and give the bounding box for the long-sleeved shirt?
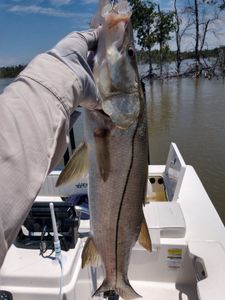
[0,53,85,267]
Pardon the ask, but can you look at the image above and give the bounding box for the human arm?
[0,29,100,268]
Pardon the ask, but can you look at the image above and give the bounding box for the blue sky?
[0,0,99,66]
[0,0,224,66]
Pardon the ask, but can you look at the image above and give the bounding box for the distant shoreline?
[0,65,25,79]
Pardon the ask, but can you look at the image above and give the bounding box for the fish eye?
[127,47,135,58]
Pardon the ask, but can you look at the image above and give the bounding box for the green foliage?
[218,0,225,9]
[128,0,175,50]
[128,0,176,76]
[137,47,223,64]
[154,6,175,46]
[0,65,25,78]
[129,0,157,50]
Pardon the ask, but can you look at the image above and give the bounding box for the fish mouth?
[101,92,140,129]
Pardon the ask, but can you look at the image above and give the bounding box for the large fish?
[56,1,152,299]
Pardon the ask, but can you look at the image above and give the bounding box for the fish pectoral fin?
[94,128,110,182]
[138,218,152,252]
[56,142,88,187]
[82,237,99,268]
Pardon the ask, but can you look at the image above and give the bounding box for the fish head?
[93,1,141,129]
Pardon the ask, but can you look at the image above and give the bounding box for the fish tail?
[115,279,142,300]
[92,280,112,297]
[93,279,141,299]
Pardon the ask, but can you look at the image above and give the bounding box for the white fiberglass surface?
[75,244,199,300]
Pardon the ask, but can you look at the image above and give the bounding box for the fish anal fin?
[94,128,110,182]
[82,237,99,268]
[138,218,152,252]
[56,142,88,187]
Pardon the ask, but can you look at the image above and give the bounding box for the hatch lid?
[164,143,186,202]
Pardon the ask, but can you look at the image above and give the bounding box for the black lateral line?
[115,123,138,285]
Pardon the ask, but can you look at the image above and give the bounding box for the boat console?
[0,290,13,300]
[15,202,79,252]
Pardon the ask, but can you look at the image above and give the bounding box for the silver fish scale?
[84,107,148,290]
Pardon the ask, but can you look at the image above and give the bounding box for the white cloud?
[82,0,98,3]
[8,4,77,17]
[49,0,72,7]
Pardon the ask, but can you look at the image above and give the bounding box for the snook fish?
[56,1,152,299]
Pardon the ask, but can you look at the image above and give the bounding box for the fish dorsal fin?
[82,237,99,268]
[55,142,88,187]
[138,218,152,252]
[94,128,110,182]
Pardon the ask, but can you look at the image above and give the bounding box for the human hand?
[49,27,102,110]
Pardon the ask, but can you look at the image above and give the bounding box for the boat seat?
[144,202,186,249]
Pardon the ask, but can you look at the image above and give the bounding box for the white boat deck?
[1,143,225,300]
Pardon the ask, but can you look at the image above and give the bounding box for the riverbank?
[139,58,225,80]
[0,65,25,79]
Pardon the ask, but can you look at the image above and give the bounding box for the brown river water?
[146,77,225,224]
[1,77,225,223]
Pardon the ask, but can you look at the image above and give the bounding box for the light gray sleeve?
[0,53,87,267]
